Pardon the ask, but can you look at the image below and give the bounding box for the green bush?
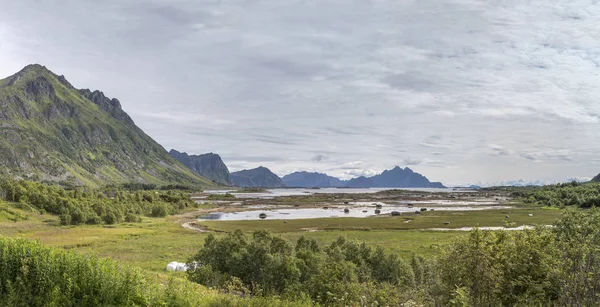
[188,230,417,305]
[0,180,191,225]
[0,237,310,307]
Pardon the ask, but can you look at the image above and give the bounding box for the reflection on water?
[198,205,511,221]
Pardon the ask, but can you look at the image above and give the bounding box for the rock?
[375,209,381,214]
[344,208,350,213]
[420,208,427,212]
[391,211,401,216]
[505,215,510,219]
[259,213,267,219]
[170,150,232,185]
[444,222,450,225]
[528,214,534,217]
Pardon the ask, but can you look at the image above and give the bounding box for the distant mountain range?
[282,167,444,188]
[231,167,286,188]
[281,171,346,187]
[0,64,215,188]
[345,166,445,188]
[169,150,231,185]
[169,150,445,188]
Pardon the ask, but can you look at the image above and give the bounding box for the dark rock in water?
[259,213,267,219]
[322,206,328,210]
[375,209,381,214]
[344,201,349,204]
[375,204,383,208]
[420,208,427,212]
[415,211,422,214]
[170,150,232,185]
[391,211,401,216]
[231,166,285,188]
[408,204,414,208]
[344,208,350,213]
[362,210,368,213]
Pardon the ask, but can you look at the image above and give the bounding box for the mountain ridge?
[0,64,214,187]
[169,149,231,185]
[282,171,346,187]
[231,166,285,188]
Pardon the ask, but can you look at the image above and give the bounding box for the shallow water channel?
[198,204,511,221]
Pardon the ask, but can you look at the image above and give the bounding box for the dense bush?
[0,180,194,225]
[187,230,420,305]
[0,237,311,307]
[187,209,600,306]
[502,182,600,208]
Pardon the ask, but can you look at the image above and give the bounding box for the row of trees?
[506,182,600,208]
[187,209,600,306]
[0,180,195,225]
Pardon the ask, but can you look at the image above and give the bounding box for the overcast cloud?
[1,0,599,186]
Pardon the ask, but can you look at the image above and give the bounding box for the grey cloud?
[312,154,328,162]
[1,0,600,186]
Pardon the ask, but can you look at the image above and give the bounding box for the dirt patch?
[182,222,211,232]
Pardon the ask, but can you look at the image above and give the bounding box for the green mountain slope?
[0,64,214,188]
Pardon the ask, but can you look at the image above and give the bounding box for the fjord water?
[205,187,470,199]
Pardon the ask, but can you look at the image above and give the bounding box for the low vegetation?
[0,237,308,307]
[0,180,196,226]
[2,181,599,306]
[500,181,600,208]
[186,209,600,306]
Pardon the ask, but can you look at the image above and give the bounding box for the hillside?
[231,166,285,188]
[169,149,231,185]
[346,166,445,188]
[281,171,346,187]
[0,64,214,187]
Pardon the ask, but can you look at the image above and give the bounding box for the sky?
[0,0,599,186]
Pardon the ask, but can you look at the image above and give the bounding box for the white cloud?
[0,0,599,186]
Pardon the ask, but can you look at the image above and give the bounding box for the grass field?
[0,201,564,275]
[196,207,562,232]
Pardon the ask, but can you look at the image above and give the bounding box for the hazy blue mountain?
[345,166,445,188]
[281,171,346,187]
[169,150,231,185]
[231,166,285,188]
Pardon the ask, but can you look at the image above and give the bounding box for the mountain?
[281,171,346,187]
[345,166,445,188]
[231,166,285,188]
[0,64,214,187]
[169,149,231,185]
[592,174,600,183]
